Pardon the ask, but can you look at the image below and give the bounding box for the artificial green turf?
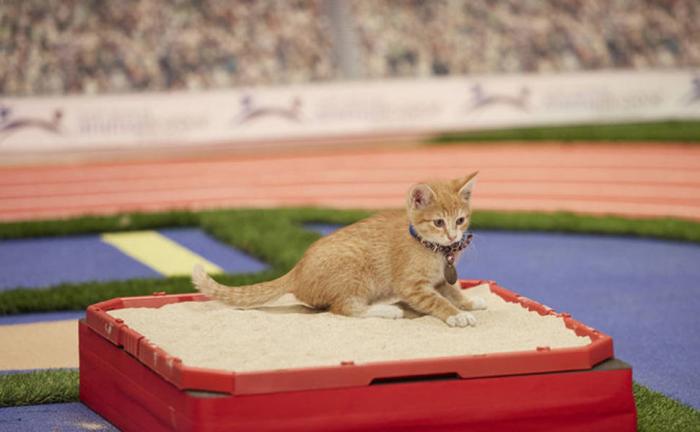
[0,273,281,315]
[471,210,700,243]
[430,120,700,144]
[0,211,199,241]
[0,369,78,407]
[1,207,699,315]
[634,383,700,431]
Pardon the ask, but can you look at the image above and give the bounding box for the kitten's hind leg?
[331,298,404,319]
[363,303,404,319]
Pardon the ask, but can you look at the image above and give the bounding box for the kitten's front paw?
[446,311,476,327]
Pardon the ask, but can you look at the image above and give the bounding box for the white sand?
[108,285,591,373]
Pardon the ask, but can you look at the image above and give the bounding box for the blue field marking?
[0,403,117,432]
[0,228,268,291]
[304,223,340,237]
[0,234,160,291]
[305,224,700,409]
[462,231,700,410]
[158,228,268,274]
[0,311,84,326]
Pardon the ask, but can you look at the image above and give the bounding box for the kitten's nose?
[448,234,457,241]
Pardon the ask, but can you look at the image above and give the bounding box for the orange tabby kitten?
[192,172,486,327]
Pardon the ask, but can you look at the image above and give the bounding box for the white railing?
[1,69,698,156]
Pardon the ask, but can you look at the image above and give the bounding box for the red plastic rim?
[85,280,614,395]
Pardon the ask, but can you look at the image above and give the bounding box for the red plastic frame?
[80,319,636,432]
[85,280,614,396]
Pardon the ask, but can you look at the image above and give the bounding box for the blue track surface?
[0,234,159,290]
[306,224,700,409]
[0,311,84,326]
[0,228,268,290]
[0,403,116,432]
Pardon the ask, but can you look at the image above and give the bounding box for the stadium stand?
[351,0,700,77]
[0,0,335,95]
[1,0,698,95]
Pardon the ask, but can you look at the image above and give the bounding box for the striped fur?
[192,264,290,308]
[191,173,485,326]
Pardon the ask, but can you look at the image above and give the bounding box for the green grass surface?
[472,210,700,243]
[635,383,700,431]
[1,207,699,315]
[431,120,700,144]
[0,370,78,407]
[1,369,698,431]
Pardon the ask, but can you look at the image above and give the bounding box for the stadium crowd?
[1,0,698,96]
[352,0,700,77]
[0,0,334,95]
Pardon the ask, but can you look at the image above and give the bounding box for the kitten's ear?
[407,183,435,210]
[458,172,478,202]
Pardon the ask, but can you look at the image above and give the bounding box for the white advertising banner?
[1,69,699,155]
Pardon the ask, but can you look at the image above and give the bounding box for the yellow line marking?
[101,231,223,276]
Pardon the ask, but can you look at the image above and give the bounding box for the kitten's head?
[406,172,477,246]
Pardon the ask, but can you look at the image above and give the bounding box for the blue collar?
[408,224,420,239]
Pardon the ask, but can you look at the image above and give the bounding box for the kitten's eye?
[433,219,445,227]
[456,217,465,225]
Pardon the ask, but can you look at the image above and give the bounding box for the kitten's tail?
[192,264,291,308]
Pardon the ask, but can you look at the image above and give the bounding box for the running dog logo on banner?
[685,75,700,105]
[467,84,530,112]
[233,95,303,124]
[0,104,64,142]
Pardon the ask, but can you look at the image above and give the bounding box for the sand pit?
[108,285,591,373]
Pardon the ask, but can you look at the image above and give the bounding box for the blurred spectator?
[1,0,698,96]
[0,0,335,95]
[351,0,700,77]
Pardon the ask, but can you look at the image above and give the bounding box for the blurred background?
[1,0,699,218]
[2,0,699,93]
[1,1,700,430]
[1,0,698,164]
